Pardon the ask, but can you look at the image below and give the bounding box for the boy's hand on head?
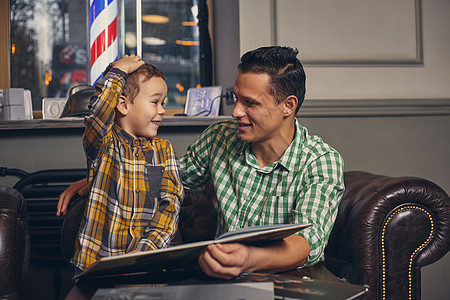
[111,54,145,74]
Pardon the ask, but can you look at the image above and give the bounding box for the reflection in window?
[124,0,209,109]
[10,0,88,110]
[10,0,211,112]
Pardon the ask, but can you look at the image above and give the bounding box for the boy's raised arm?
[57,55,144,216]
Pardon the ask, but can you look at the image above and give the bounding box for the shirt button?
[161,169,164,173]
[135,153,139,157]
[93,162,97,167]
[136,189,140,193]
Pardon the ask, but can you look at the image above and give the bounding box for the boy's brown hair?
[121,63,165,102]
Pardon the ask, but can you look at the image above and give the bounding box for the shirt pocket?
[146,165,165,201]
[260,196,294,224]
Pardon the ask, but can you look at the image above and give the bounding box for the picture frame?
[184,86,222,116]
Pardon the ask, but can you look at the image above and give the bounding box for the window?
[9,0,212,113]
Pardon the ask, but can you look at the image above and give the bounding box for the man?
[58,46,344,281]
[180,46,344,279]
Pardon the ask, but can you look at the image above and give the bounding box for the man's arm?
[178,122,221,189]
[294,150,345,267]
[198,234,310,279]
[56,177,88,216]
[197,138,345,278]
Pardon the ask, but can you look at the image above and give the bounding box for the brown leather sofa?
[1,170,449,299]
[323,171,450,299]
[62,171,450,299]
[0,187,30,300]
[171,171,450,299]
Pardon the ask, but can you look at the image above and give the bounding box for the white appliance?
[42,98,68,119]
[0,88,33,120]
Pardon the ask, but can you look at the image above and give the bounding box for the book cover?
[92,282,274,300]
[76,223,311,279]
[237,272,369,300]
[184,86,222,116]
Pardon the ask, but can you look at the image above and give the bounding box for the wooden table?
[64,263,368,300]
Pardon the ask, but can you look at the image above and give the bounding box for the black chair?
[1,167,86,300]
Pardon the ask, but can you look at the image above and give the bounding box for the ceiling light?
[182,21,198,26]
[142,14,169,24]
[125,32,137,48]
[176,40,200,46]
[142,37,167,46]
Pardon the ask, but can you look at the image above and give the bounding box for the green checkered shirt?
[180,119,344,266]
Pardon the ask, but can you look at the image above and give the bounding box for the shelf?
[0,116,232,131]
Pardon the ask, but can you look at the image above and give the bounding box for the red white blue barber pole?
[89,0,119,85]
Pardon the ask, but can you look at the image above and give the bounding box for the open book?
[76,223,311,279]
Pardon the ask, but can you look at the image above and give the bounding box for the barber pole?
[89,0,119,85]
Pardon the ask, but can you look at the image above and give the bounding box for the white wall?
[239,0,450,100]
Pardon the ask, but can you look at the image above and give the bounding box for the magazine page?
[77,240,212,279]
[77,223,311,279]
[216,223,311,245]
[217,223,310,240]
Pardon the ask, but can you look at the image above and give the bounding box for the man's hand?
[198,243,253,279]
[56,177,88,216]
[111,54,145,74]
[198,234,310,279]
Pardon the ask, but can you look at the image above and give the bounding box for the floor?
[23,264,74,300]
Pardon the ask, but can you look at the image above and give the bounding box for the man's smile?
[237,121,252,129]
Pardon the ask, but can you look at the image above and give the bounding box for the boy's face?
[124,76,167,138]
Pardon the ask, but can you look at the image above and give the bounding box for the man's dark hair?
[238,46,306,113]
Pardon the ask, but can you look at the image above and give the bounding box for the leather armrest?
[0,186,30,300]
[178,184,217,244]
[324,171,450,299]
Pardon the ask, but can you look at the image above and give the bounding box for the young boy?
[69,54,184,275]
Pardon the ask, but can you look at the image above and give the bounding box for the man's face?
[231,72,285,144]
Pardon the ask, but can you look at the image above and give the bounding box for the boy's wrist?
[102,65,128,81]
[110,62,129,74]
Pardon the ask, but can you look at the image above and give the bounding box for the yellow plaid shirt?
[72,68,184,271]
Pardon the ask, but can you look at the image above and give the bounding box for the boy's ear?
[116,95,129,115]
[282,95,298,117]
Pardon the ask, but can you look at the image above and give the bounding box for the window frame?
[0,1,10,89]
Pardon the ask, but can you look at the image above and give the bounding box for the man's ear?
[116,95,129,116]
[282,95,298,117]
